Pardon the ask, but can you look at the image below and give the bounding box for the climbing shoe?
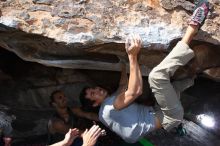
[189,0,209,27]
[175,123,187,136]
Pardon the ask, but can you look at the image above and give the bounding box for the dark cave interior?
[0,47,220,146]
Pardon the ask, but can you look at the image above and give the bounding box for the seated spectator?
[47,90,98,145]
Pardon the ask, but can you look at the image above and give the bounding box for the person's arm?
[72,107,99,121]
[82,125,106,146]
[114,34,143,110]
[49,128,79,146]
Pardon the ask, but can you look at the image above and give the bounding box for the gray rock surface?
[0,0,220,78]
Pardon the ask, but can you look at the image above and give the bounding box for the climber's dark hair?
[79,86,95,110]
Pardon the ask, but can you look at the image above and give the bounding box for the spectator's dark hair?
[49,90,62,106]
[79,86,94,109]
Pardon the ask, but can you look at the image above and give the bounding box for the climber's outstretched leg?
[149,0,209,132]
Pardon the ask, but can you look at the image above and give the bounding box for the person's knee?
[148,69,155,81]
[148,69,160,86]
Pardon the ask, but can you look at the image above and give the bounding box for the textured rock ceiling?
[0,0,220,78]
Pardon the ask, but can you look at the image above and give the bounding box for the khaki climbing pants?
[149,41,195,131]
